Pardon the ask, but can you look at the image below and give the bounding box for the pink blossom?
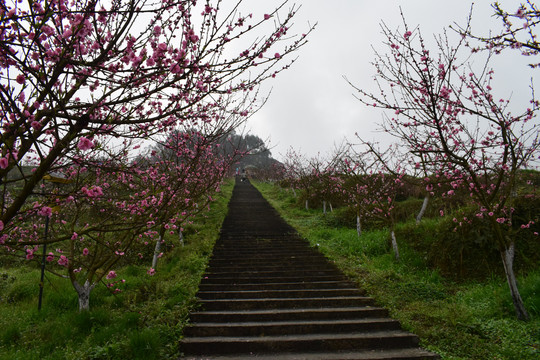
[77,137,94,151]
[0,157,8,169]
[147,268,156,276]
[439,86,451,99]
[82,248,89,256]
[106,271,117,279]
[264,14,271,20]
[0,220,3,231]
[82,186,103,198]
[58,255,69,267]
[71,232,78,240]
[404,31,412,39]
[46,252,54,262]
[274,53,280,59]
[496,218,506,224]
[38,206,52,217]
[16,74,25,84]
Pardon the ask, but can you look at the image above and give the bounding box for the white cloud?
[240,0,535,161]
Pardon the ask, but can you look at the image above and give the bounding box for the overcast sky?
[237,0,536,162]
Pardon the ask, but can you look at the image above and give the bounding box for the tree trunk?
[356,214,362,238]
[416,193,430,225]
[73,280,96,311]
[291,187,297,197]
[390,230,400,262]
[305,199,309,211]
[329,202,333,212]
[323,200,327,215]
[152,233,163,270]
[501,242,530,321]
[179,229,184,247]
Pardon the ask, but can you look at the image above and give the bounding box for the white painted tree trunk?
[501,242,530,320]
[356,214,362,238]
[73,280,96,311]
[305,199,309,211]
[323,201,327,215]
[291,188,297,197]
[329,202,333,212]
[416,193,430,225]
[179,229,184,247]
[390,230,400,262]
[152,232,163,270]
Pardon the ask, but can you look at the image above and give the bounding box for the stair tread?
[182,348,438,360]
[201,296,371,301]
[182,330,418,342]
[189,318,398,327]
[191,306,385,315]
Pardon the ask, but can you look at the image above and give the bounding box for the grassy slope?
[0,179,233,360]
[253,181,540,360]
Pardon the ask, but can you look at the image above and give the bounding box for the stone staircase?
[180,180,440,359]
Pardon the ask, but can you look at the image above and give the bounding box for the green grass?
[254,181,540,360]
[0,179,233,360]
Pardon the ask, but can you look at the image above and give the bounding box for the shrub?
[397,201,540,280]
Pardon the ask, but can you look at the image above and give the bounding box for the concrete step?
[198,280,358,292]
[182,348,439,359]
[197,288,365,300]
[180,331,421,355]
[199,274,348,284]
[199,296,375,311]
[206,262,333,270]
[207,255,331,265]
[189,307,390,323]
[184,318,401,337]
[203,269,343,279]
[209,249,319,257]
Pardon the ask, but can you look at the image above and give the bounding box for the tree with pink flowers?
[351,14,539,320]
[0,0,313,310]
[459,1,540,69]
[282,148,314,210]
[6,128,234,310]
[341,145,405,260]
[307,149,346,214]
